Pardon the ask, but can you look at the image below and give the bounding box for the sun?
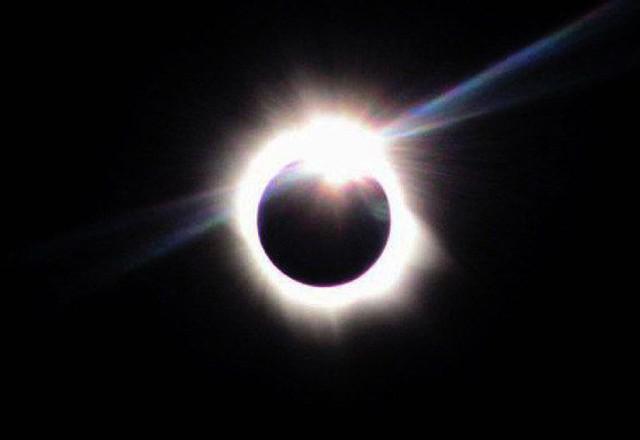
[234,115,423,311]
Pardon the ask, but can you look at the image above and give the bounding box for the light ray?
[121,205,230,272]
[384,0,630,138]
[28,188,229,260]
[21,189,231,294]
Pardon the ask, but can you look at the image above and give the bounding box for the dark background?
[13,0,638,419]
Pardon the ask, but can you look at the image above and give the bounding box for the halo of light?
[234,115,422,310]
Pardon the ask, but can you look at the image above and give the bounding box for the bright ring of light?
[234,115,421,310]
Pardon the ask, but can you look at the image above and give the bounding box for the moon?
[257,161,391,287]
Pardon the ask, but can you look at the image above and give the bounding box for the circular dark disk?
[257,162,391,287]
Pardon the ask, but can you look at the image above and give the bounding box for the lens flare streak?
[384,0,627,138]
[24,190,230,293]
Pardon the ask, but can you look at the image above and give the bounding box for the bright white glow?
[234,115,423,311]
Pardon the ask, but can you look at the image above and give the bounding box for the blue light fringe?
[383,1,627,138]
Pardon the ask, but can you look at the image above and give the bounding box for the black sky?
[13,0,639,420]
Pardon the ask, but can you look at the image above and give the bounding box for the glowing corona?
[234,115,422,310]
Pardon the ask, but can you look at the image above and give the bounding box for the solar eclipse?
[18,0,636,412]
[234,116,423,311]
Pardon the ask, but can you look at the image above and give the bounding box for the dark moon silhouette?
[257,162,391,287]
